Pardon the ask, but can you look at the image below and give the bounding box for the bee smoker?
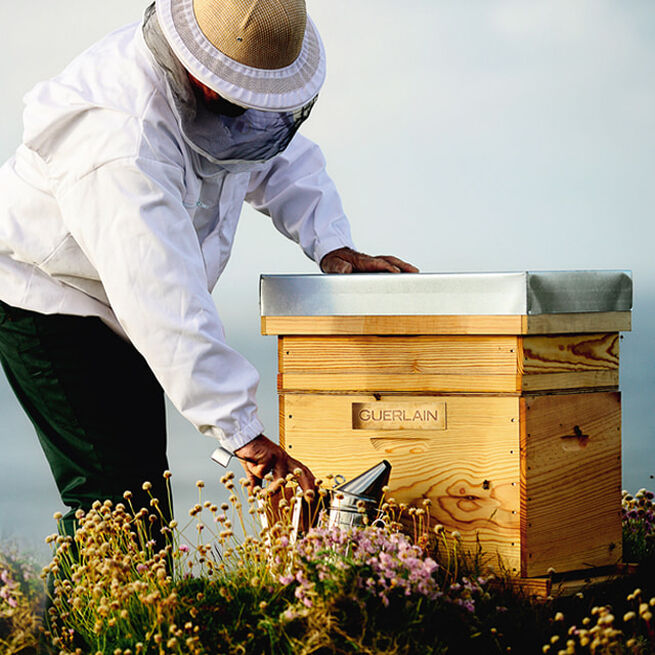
[328,460,392,529]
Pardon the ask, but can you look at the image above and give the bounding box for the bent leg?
[0,300,171,534]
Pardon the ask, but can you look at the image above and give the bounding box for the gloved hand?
[234,434,315,492]
[320,247,419,274]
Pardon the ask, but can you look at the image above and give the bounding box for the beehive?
[260,271,632,577]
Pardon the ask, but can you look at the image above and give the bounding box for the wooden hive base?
[500,564,638,599]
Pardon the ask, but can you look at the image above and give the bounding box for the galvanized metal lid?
[260,270,633,316]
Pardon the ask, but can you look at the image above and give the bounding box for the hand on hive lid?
[320,247,419,274]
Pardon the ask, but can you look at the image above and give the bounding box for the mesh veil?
[142,4,315,165]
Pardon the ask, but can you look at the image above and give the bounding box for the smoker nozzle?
[328,460,391,530]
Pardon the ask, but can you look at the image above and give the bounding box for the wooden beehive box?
[260,271,632,578]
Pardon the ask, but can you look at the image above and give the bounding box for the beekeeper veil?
[143,0,326,164]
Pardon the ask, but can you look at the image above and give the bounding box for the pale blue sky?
[1,1,654,553]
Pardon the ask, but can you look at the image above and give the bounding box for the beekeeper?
[0,0,417,524]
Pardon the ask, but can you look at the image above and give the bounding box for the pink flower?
[282,608,296,621]
[0,585,17,608]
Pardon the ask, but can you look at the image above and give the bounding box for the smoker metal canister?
[328,460,392,529]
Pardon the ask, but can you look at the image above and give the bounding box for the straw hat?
[155,0,326,111]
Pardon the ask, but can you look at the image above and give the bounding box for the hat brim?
[155,0,326,112]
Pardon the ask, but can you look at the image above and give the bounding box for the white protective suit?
[0,17,354,453]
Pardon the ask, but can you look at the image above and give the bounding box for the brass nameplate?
[352,401,447,431]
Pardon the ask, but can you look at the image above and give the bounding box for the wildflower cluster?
[45,494,204,654]
[285,522,441,610]
[543,589,655,654]
[6,475,655,654]
[275,509,487,630]
[0,545,42,654]
[623,489,655,562]
[43,469,328,654]
[0,567,19,609]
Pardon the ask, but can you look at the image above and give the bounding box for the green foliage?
[0,544,43,655]
[3,477,655,654]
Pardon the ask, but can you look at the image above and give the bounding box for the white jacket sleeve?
[54,156,264,452]
[245,133,355,264]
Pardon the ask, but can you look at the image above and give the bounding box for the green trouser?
[0,299,172,538]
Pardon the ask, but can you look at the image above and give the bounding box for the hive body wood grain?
[278,332,619,393]
[265,312,627,577]
[519,392,622,577]
[281,393,523,572]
